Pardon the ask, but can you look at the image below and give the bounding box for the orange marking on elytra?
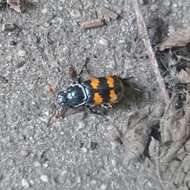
[90,78,100,89]
[106,76,114,88]
[93,92,103,105]
[109,90,118,103]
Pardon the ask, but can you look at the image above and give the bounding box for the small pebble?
[90,141,98,150]
[111,159,117,167]
[20,149,30,157]
[172,3,178,8]
[33,161,41,167]
[10,41,17,46]
[100,184,107,190]
[18,49,26,57]
[81,147,87,153]
[21,178,30,188]
[98,38,109,46]
[70,9,81,18]
[41,8,48,14]
[77,121,85,130]
[16,61,25,69]
[58,6,63,11]
[40,175,48,183]
[90,180,96,185]
[43,162,49,168]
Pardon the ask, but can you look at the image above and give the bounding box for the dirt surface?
[0,0,190,190]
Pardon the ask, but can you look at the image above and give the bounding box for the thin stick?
[132,0,169,104]
[80,18,105,29]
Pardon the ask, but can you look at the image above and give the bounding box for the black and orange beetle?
[56,63,130,116]
[57,75,126,109]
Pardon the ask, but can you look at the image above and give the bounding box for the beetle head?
[57,91,67,106]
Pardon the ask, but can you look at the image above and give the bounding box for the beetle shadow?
[117,79,145,111]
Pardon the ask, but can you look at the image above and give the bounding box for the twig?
[132,0,169,104]
[80,18,105,29]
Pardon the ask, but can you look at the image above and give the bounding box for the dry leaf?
[158,27,190,51]
[7,0,25,12]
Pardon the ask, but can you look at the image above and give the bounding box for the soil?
[0,0,190,189]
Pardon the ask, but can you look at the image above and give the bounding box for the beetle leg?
[78,57,94,82]
[54,108,67,118]
[69,65,78,82]
[78,57,90,79]
[87,106,103,115]
[101,103,113,114]
[101,103,112,110]
[69,58,91,83]
[86,104,110,116]
[47,112,59,127]
[47,84,57,96]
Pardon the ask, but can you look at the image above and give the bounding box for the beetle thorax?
[66,84,87,107]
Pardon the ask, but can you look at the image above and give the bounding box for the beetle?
[57,76,126,108]
[56,64,129,116]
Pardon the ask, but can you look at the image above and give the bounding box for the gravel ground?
[0,0,189,190]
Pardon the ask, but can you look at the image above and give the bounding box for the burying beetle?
[48,60,141,124]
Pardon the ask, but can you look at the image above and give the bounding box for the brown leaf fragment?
[176,68,190,83]
[7,0,25,13]
[158,27,190,51]
[80,18,105,29]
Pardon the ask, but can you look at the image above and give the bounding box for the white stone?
[90,180,96,185]
[33,161,41,167]
[18,49,26,57]
[40,175,48,182]
[81,147,87,153]
[41,8,48,14]
[21,178,30,188]
[100,184,107,190]
[43,162,49,168]
[98,38,109,46]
